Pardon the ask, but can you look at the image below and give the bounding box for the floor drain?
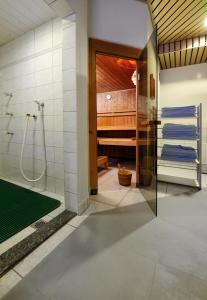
[31,219,47,229]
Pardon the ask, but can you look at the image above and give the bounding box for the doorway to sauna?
[89,36,158,213]
[96,54,137,206]
[88,38,143,208]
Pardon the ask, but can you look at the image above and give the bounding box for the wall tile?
[64,172,78,194]
[63,25,76,50]
[65,191,78,212]
[63,90,77,112]
[63,111,77,132]
[63,69,76,91]
[64,152,78,174]
[63,47,76,70]
[35,52,52,72]
[64,132,77,153]
[53,49,62,66]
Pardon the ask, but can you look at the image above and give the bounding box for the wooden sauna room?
[96,54,137,191]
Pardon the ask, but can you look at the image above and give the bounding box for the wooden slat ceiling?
[159,35,207,69]
[148,0,207,44]
[96,55,136,93]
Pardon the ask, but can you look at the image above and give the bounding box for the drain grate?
[31,219,47,230]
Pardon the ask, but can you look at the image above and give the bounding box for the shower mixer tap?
[26,113,37,119]
[5,112,13,117]
[4,92,13,97]
[5,131,14,136]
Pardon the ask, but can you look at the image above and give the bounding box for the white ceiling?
[0,0,57,46]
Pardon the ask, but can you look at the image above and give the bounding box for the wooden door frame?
[89,38,141,194]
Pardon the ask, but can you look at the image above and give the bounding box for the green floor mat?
[0,180,61,243]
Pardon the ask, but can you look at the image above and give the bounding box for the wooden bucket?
[118,165,132,186]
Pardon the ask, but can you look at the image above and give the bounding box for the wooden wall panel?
[97,89,136,114]
[97,115,136,129]
[96,55,136,93]
[97,88,136,159]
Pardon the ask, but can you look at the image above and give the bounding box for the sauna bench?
[97,138,136,147]
[97,138,155,147]
[97,126,136,131]
[97,156,108,169]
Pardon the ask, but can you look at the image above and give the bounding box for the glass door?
[136,28,158,215]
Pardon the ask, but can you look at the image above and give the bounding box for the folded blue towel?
[162,106,196,117]
[163,124,197,140]
[161,144,197,163]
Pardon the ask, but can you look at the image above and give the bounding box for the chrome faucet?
[4,92,13,97]
[5,112,13,117]
[5,131,14,136]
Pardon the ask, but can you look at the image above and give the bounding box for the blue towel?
[163,124,197,140]
[161,144,197,163]
[161,106,196,117]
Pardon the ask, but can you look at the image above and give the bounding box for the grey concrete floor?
[3,186,207,299]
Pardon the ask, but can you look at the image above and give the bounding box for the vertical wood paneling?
[201,46,207,63]
[169,52,175,67]
[158,36,207,69]
[164,53,170,68]
[180,49,186,66]
[159,53,166,69]
[190,47,199,64]
[185,48,193,65]
[175,51,180,67]
[196,46,205,64]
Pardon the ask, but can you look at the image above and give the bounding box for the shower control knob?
[5,131,14,136]
[5,112,13,116]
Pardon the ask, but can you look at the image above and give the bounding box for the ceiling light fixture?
[204,18,207,27]
[131,71,137,86]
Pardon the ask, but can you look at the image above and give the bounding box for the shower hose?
[20,112,46,182]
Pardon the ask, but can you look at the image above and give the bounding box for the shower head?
[34,100,44,111]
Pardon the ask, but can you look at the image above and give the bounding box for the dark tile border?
[0,210,76,277]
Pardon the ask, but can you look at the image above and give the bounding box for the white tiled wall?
[61,5,89,214]
[0,18,64,196]
[62,17,79,212]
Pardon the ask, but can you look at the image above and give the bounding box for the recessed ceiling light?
[204,18,207,27]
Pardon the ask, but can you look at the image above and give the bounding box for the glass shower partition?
[136,28,158,215]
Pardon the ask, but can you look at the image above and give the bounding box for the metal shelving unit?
[157,104,202,189]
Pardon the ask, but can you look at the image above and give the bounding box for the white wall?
[160,63,207,169]
[65,0,89,214]
[0,18,65,196]
[62,17,80,212]
[88,0,148,49]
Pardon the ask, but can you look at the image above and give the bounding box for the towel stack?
[161,105,196,118]
[161,144,197,163]
[162,124,197,140]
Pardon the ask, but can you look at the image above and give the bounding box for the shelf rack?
[157,104,202,189]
